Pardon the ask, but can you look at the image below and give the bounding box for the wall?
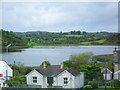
[0,61,13,84]
[53,70,75,88]
[26,70,44,87]
[74,72,84,88]
[114,71,120,80]
[103,74,112,80]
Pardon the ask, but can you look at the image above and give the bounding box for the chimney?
[115,47,117,51]
[60,63,64,69]
[43,63,47,69]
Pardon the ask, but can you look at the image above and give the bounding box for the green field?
[80,39,106,45]
[80,41,91,44]
[95,39,106,43]
[65,35,84,37]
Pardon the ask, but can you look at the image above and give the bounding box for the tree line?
[1,29,120,47]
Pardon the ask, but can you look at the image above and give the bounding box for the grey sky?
[1,2,118,32]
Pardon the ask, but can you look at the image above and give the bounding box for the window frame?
[33,76,37,83]
[64,77,68,85]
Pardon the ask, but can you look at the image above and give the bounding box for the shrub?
[91,79,98,89]
[7,76,26,87]
[110,79,120,87]
[83,85,92,88]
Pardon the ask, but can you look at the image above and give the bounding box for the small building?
[0,60,13,87]
[113,48,120,72]
[101,67,113,81]
[113,48,120,80]
[26,63,84,88]
[114,70,120,80]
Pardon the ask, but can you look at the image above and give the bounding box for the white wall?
[0,61,13,84]
[26,70,44,87]
[74,72,84,88]
[114,71,120,80]
[43,77,48,88]
[103,74,112,80]
[53,70,75,88]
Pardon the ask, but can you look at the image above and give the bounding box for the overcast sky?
[1,2,118,32]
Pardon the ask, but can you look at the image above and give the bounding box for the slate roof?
[35,65,80,77]
[101,67,113,73]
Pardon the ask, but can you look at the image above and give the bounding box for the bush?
[83,85,92,88]
[91,79,98,89]
[110,79,120,87]
[7,76,26,87]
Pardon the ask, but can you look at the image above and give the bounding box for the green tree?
[79,64,103,81]
[93,55,114,69]
[7,76,26,87]
[40,61,51,67]
[64,52,93,69]
[91,79,98,89]
[110,79,120,88]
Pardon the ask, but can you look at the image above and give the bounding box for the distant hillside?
[0,29,29,46]
[15,30,120,46]
[1,29,120,47]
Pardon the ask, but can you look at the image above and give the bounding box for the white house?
[114,70,120,80]
[0,60,13,87]
[101,68,113,81]
[26,63,84,88]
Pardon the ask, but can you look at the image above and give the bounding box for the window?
[64,77,68,84]
[33,77,37,83]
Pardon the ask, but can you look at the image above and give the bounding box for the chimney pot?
[43,63,46,69]
[60,63,64,69]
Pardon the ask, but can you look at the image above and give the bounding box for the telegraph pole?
[13,61,15,76]
[5,44,11,87]
[104,58,108,90]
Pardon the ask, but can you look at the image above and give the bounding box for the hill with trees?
[1,29,29,46]
[15,30,120,46]
[1,29,120,47]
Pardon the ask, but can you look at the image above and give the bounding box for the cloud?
[2,2,118,32]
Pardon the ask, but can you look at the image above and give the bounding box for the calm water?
[0,45,119,66]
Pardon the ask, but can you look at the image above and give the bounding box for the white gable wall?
[0,61,13,77]
[0,61,13,85]
[101,68,113,80]
[114,71,120,80]
[26,70,44,87]
[103,74,112,80]
[53,70,75,88]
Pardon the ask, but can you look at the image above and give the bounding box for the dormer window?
[33,76,37,83]
[64,77,68,84]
